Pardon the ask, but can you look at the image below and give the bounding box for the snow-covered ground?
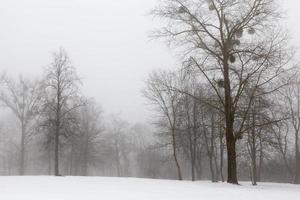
[1,177,299,200]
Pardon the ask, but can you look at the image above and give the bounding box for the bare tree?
[41,48,82,176]
[182,94,199,181]
[282,74,300,184]
[175,75,202,181]
[152,0,292,184]
[0,76,41,175]
[143,70,183,180]
[105,115,131,177]
[269,116,293,178]
[244,93,268,185]
[71,100,104,176]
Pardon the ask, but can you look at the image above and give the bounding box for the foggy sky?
[0,0,298,123]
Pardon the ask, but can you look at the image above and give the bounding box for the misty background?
[0,0,177,123]
[0,0,300,185]
[0,0,298,123]
[0,0,294,124]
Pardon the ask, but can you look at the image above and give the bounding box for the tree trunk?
[251,112,257,186]
[251,144,257,185]
[69,144,74,176]
[188,125,196,182]
[187,106,195,181]
[219,129,225,182]
[171,128,182,180]
[203,114,217,182]
[190,139,196,181]
[211,114,218,182]
[294,133,300,184]
[54,125,59,176]
[295,154,300,184]
[48,145,52,175]
[196,145,203,180]
[226,134,238,184]
[223,57,238,184]
[83,138,89,176]
[257,135,263,182]
[208,154,216,182]
[191,100,198,181]
[20,121,25,176]
[83,157,88,176]
[114,141,121,177]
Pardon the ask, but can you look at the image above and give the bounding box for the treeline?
[143,68,300,185]
[0,48,161,178]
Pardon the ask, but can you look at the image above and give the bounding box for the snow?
[1,177,299,200]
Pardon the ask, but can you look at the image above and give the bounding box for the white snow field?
[1,177,300,200]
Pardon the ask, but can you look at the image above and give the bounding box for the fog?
[0,0,300,186]
[0,0,299,123]
[0,0,177,123]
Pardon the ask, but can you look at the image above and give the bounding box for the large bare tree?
[42,48,82,176]
[152,0,292,184]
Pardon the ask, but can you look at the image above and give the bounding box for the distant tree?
[129,123,164,178]
[178,92,201,181]
[268,111,293,179]
[70,100,104,176]
[244,90,271,185]
[41,48,82,176]
[143,70,183,180]
[105,116,131,177]
[282,74,300,184]
[0,76,41,175]
[0,122,20,175]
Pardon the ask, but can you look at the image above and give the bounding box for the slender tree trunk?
[20,121,25,176]
[208,154,216,182]
[204,136,215,181]
[69,143,74,176]
[114,141,121,177]
[196,145,203,180]
[214,153,220,182]
[294,132,300,184]
[191,143,197,181]
[251,142,257,185]
[191,139,197,181]
[171,128,182,180]
[55,77,61,177]
[295,155,300,184]
[295,79,300,184]
[211,114,218,182]
[187,107,195,181]
[48,145,52,175]
[83,137,89,176]
[218,97,225,182]
[251,112,257,186]
[7,143,13,175]
[257,136,263,182]
[54,127,59,176]
[219,128,225,182]
[204,115,217,182]
[190,100,198,181]
[187,126,196,181]
[83,157,88,176]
